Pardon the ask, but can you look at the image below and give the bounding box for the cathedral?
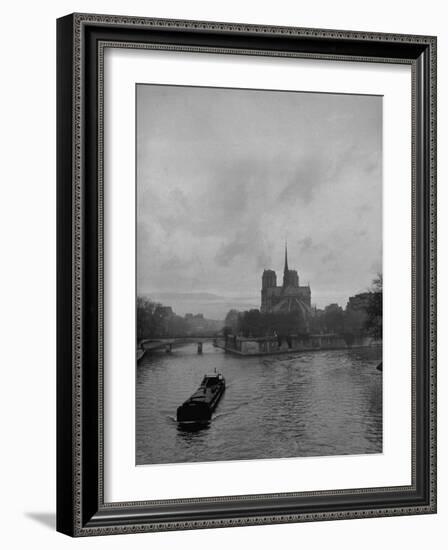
[260,244,312,319]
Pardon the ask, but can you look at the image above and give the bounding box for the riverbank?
[216,343,381,357]
[217,334,382,357]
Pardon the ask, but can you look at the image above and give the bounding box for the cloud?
[277,155,331,205]
[136,84,382,314]
[215,223,271,269]
[297,237,314,252]
[322,251,337,264]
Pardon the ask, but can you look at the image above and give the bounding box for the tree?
[371,273,382,293]
[224,309,240,334]
[136,296,163,340]
[236,309,308,338]
[238,309,263,337]
[344,307,367,336]
[365,273,383,339]
[168,314,188,337]
[323,304,344,333]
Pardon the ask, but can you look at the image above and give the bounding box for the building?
[346,292,373,312]
[345,292,373,335]
[155,305,174,318]
[260,243,312,320]
[184,312,223,335]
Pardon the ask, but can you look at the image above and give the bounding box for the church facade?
[260,245,312,319]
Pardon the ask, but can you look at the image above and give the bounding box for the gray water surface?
[136,344,382,465]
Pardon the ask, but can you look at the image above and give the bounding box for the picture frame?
[56,13,437,536]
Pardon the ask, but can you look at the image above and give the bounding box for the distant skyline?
[137,84,382,319]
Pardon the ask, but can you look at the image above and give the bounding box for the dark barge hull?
[177,374,225,423]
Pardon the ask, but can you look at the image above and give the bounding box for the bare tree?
[365,273,383,339]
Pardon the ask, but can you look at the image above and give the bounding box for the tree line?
[224,274,382,340]
[136,297,222,340]
[136,297,188,340]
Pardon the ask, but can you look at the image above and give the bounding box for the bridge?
[137,337,218,360]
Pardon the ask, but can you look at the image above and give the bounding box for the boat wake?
[213,395,264,420]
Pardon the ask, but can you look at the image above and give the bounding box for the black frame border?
[57,13,437,537]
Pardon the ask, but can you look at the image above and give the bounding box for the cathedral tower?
[260,244,310,317]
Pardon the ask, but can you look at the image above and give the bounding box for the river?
[136,344,382,465]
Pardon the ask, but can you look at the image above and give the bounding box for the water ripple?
[136,344,382,465]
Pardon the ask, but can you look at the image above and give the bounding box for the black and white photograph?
[136,83,383,466]
[51,6,438,541]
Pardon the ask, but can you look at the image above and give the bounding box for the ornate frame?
[56,13,437,536]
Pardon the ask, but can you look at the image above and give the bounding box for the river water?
[136,344,382,465]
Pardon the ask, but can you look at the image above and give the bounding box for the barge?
[176,372,225,423]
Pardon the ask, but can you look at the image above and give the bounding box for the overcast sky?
[137,84,382,318]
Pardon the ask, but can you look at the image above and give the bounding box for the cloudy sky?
[137,84,382,319]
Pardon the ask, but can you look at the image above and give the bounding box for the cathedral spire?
[283,240,289,287]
